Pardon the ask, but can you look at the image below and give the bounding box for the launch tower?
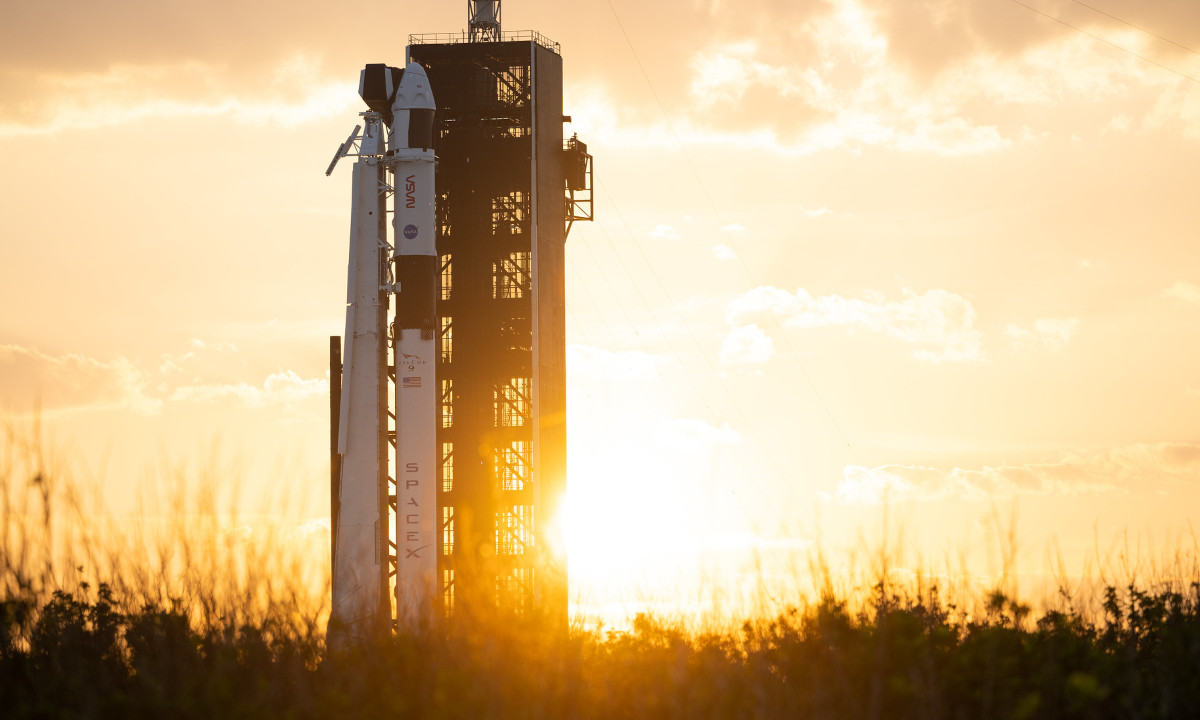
[409,1,592,621]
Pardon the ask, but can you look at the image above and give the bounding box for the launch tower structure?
[409,1,592,622]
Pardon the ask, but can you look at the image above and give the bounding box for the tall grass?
[3,422,1200,718]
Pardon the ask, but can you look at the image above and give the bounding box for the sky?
[3,0,1200,615]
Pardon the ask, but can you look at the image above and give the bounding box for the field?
[3,427,1200,719]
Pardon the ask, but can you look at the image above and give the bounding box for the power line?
[1008,0,1200,86]
[1067,0,1200,57]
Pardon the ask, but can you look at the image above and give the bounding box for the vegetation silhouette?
[2,423,1200,718]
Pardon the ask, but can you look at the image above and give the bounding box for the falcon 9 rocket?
[329,60,438,639]
[388,62,438,630]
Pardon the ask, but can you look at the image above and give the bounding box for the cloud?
[711,243,738,261]
[0,343,325,416]
[169,370,327,408]
[8,0,1200,147]
[0,57,358,137]
[579,0,1200,156]
[683,31,1013,156]
[837,442,1200,504]
[1164,281,1200,304]
[649,223,681,240]
[720,324,774,364]
[0,344,160,415]
[725,286,985,362]
[0,3,458,74]
[1005,317,1079,352]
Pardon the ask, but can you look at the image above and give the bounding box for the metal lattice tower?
[408,18,592,621]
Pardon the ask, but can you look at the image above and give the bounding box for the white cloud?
[683,11,1015,157]
[719,323,774,364]
[1005,317,1079,352]
[0,344,161,415]
[170,370,327,408]
[649,223,681,240]
[1164,281,1200,304]
[690,40,801,106]
[712,243,738,261]
[0,58,357,137]
[725,286,985,362]
[837,442,1200,504]
[607,0,1200,157]
[0,342,326,416]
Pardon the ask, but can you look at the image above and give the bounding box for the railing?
[408,30,561,54]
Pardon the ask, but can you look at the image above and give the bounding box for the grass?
[3,423,1200,718]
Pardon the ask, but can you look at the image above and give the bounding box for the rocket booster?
[389,61,438,628]
[330,111,388,639]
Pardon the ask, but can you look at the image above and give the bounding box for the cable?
[1008,0,1200,86]
[1066,0,1200,56]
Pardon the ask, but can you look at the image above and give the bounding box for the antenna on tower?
[468,1,501,42]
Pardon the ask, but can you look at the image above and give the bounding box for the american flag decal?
[402,376,422,389]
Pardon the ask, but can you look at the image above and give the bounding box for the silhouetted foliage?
[3,428,1200,717]
[1,579,1199,718]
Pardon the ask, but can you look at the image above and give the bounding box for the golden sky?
[3,0,1200,611]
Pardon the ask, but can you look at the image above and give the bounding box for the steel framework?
[409,31,590,621]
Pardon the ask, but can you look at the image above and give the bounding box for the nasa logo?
[403,224,418,240]
[405,174,416,209]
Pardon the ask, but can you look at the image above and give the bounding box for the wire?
[1066,0,1200,57]
[1008,0,1200,86]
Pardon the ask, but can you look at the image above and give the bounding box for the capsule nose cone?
[392,61,435,113]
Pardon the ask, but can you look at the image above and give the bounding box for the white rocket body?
[328,60,437,639]
[389,62,439,629]
[330,115,388,639]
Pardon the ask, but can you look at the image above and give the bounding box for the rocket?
[330,87,390,640]
[388,62,438,629]
[328,61,438,641]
